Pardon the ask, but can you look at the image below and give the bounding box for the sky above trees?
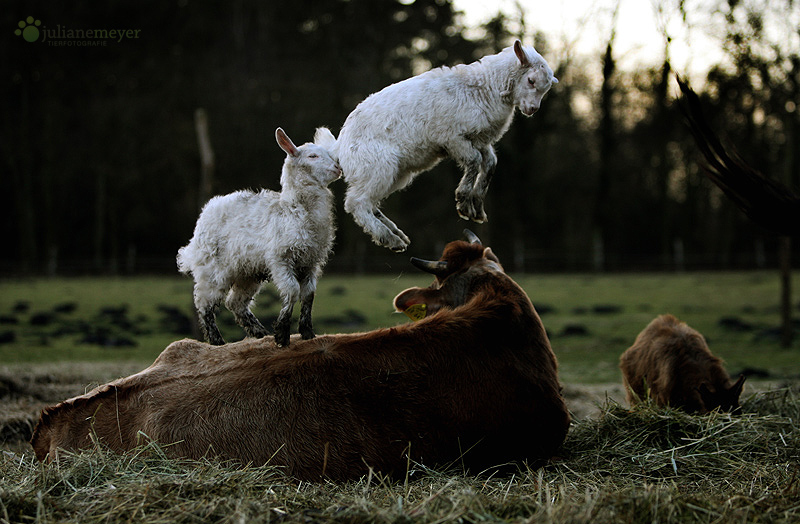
[455,0,798,80]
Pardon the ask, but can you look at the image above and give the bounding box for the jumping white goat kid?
[332,40,557,251]
[177,128,341,347]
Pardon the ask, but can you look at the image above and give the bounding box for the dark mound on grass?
[560,324,590,337]
[718,316,754,332]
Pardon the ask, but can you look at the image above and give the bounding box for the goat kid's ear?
[513,40,531,67]
[276,127,300,157]
[313,127,336,150]
[552,77,559,85]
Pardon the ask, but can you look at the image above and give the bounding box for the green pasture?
[3,272,800,524]
[1,271,799,383]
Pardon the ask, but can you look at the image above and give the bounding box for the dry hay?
[1,384,798,523]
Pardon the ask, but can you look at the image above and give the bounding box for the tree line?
[2,0,798,275]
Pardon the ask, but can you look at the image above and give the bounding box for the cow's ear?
[394,288,440,321]
[729,374,746,397]
[483,247,503,270]
[393,288,425,312]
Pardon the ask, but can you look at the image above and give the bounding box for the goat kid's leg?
[272,266,301,347]
[193,284,226,345]
[273,300,294,347]
[374,209,411,246]
[345,194,410,252]
[298,273,318,340]
[467,146,497,223]
[225,280,269,339]
[199,307,225,346]
[298,292,315,340]
[451,141,488,223]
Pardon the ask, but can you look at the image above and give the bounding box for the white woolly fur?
[331,40,557,252]
[177,127,341,346]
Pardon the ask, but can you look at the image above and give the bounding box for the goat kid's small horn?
[463,229,481,244]
[410,257,449,275]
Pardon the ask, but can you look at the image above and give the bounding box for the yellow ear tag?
[404,303,427,321]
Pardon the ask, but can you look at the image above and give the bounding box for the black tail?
[677,75,800,236]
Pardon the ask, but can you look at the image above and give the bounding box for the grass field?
[2,271,800,523]
[1,271,799,383]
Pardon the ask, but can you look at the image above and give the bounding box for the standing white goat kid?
[177,128,341,347]
[332,40,557,252]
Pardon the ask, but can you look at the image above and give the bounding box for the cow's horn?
[463,229,481,244]
[410,257,449,275]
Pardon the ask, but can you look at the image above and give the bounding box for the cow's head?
[394,230,508,320]
[698,374,746,413]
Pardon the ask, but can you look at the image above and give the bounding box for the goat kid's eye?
[527,77,536,87]
[308,154,318,158]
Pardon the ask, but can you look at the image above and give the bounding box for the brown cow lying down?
[620,314,746,413]
[31,230,570,480]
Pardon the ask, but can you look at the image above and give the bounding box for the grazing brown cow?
[31,230,569,480]
[620,314,746,413]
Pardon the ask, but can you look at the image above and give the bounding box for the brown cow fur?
[620,314,745,413]
[31,236,569,480]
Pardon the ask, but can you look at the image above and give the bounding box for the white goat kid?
[333,40,557,252]
[177,128,341,347]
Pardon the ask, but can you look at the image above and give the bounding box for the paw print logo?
[15,16,41,43]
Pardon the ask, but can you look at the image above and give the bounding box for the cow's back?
[33,303,568,478]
